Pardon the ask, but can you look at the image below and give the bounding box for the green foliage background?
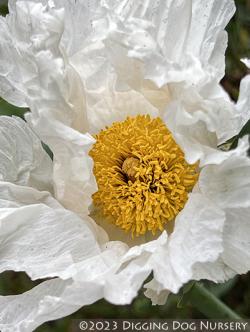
[0,1,250,331]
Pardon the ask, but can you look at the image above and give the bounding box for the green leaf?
[0,98,28,118]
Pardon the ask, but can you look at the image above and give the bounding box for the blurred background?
[0,0,250,331]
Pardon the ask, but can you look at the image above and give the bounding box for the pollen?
[89,115,198,237]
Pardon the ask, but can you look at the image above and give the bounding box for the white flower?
[0,0,250,331]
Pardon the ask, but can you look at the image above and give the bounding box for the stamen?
[89,115,198,237]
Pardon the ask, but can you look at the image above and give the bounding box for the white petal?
[103,232,168,304]
[236,74,250,132]
[154,193,225,293]
[0,182,101,280]
[185,0,235,81]
[241,58,250,69]
[0,116,53,193]
[192,258,235,283]
[0,17,27,107]
[5,1,97,215]
[144,279,170,305]
[102,193,225,301]
[0,278,103,332]
[104,257,152,305]
[78,40,171,116]
[23,47,96,216]
[199,138,250,209]
[197,138,250,275]
[0,182,61,209]
[26,112,97,216]
[222,207,250,274]
[69,44,160,133]
[163,84,244,165]
[1,0,249,316]
[1,1,88,133]
[85,89,159,134]
[3,0,93,135]
[101,193,225,298]
[163,98,218,165]
[0,183,128,329]
[105,0,235,87]
[0,1,68,107]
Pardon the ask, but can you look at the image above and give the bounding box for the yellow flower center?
[89,115,198,237]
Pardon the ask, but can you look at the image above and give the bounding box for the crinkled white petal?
[0,114,112,280]
[0,182,129,328]
[0,182,61,210]
[1,0,244,187]
[104,0,235,87]
[128,193,226,300]
[0,0,71,107]
[185,0,235,82]
[144,279,170,305]
[103,233,168,304]
[0,278,103,332]
[236,73,250,132]
[222,207,250,274]
[199,138,250,209]
[26,112,97,216]
[161,79,250,166]
[0,17,27,107]
[170,83,241,142]
[0,0,244,158]
[85,89,159,134]
[70,42,162,134]
[75,40,171,116]
[241,58,250,69]
[5,1,96,216]
[0,116,53,192]
[156,193,225,292]
[197,137,250,276]
[0,182,102,280]
[191,257,236,284]
[106,193,225,298]
[0,0,249,326]
[6,2,95,215]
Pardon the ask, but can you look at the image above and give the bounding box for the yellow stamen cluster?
[89,115,198,237]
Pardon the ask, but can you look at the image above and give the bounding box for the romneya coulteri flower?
[0,0,250,330]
